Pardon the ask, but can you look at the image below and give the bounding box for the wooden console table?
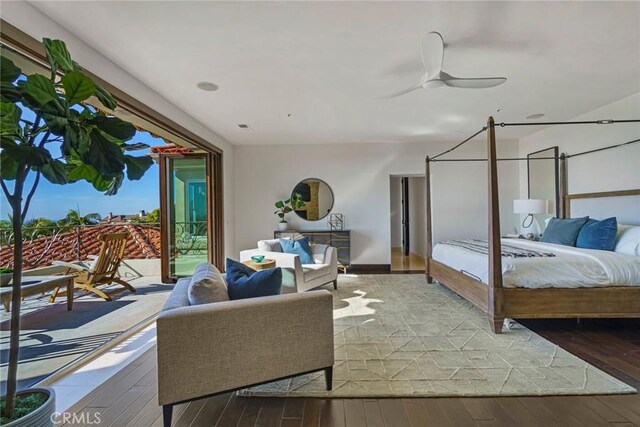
[274,230,351,272]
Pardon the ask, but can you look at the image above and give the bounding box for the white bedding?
[432,239,640,289]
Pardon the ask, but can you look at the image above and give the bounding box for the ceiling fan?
[380,32,507,99]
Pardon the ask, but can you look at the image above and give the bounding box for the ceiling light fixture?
[526,113,545,120]
[196,81,219,92]
[237,124,251,130]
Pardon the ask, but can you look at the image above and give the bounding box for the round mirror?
[291,178,334,221]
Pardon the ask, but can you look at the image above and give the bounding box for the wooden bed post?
[560,153,569,218]
[425,156,433,283]
[487,117,504,333]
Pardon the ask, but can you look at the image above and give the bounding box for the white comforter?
[432,239,640,288]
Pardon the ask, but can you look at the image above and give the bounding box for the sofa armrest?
[156,290,334,405]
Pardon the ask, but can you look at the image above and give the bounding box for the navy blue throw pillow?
[540,217,589,246]
[576,217,618,251]
[279,237,315,264]
[225,258,282,300]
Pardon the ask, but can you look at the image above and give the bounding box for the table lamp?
[513,199,548,236]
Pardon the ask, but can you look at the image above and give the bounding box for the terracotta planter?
[2,387,56,427]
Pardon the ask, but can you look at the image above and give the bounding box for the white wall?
[234,139,519,265]
[2,2,237,257]
[519,92,640,226]
[389,177,402,248]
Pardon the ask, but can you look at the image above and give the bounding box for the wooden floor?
[61,318,640,427]
[391,248,425,272]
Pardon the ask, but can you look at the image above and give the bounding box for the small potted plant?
[0,268,13,287]
[274,193,305,231]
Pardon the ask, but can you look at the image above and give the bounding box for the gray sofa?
[156,276,334,427]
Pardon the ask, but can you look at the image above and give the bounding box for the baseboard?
[346,264,391,274]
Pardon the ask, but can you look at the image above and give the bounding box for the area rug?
[240,274,636,397]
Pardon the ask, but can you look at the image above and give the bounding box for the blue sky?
[1,121,162,222]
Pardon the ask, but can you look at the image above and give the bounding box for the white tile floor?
[49,323,157,413]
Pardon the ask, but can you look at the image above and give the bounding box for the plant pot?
[277,221,289,231]
[2,387,55,427]
[0,274,11,287]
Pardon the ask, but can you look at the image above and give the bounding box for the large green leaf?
[1,56,21,83]
[68,161,98,181]
[42,38,74,72]
[0,82,22,103]
[18,74,59,107]
[0,102,22,136]
[63,124,90,156]
[90,174,111,192]
[62,71,97,105]
[0,154,18,180]
[68,161,113,192]
[41,159,69,184]
[90,116,136,141]
[43,113,68,136]
[94,85,117,110]
[1,142,51,167]
[86,129,125,174]
[105,173,124,196]
[124,155,153,180]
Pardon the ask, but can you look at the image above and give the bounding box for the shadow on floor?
[0,278,171,392]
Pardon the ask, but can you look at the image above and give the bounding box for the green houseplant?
[274,192,305,231]
[0,38,153,424]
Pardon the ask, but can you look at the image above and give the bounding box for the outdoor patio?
[0,274,171,393]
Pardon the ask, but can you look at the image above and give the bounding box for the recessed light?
[526,113,545,120]
[196,81,219,92]
[237,124,252,130]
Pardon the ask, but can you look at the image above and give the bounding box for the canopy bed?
[425,117,640,333]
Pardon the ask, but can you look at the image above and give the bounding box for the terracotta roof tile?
[0,224,160,269]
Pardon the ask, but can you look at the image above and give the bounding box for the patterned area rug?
[241,274,636,397]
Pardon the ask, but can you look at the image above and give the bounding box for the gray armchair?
[240,239,338,292]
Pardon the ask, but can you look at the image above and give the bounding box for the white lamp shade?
[513,199,548,214]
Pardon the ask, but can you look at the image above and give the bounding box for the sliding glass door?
[160,153,220,281]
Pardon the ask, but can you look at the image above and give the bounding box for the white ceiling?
[30,1,640,146]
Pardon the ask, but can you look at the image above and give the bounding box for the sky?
[0,121,163,222]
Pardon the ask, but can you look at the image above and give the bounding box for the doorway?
[159,153,222,281]
[390,176,426,272]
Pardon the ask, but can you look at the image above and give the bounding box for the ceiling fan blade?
[442,75,507,89]
[377,84,422,99]
[421,32,444,78]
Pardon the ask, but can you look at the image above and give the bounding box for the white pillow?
[615,225,640,256]
[188,263,229,305]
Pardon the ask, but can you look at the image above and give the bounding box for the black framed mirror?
[291,178,334,221]
[527,146,560,217]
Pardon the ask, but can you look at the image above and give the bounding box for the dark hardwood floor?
[62,318,640,426]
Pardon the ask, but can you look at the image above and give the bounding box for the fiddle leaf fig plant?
[0,38,153,421]
[274,192,305,223]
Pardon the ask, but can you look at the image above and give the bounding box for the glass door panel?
[163,155,210,279]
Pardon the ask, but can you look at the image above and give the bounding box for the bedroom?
[1,1,639,426]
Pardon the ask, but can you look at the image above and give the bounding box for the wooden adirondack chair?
[51,232,136,301]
